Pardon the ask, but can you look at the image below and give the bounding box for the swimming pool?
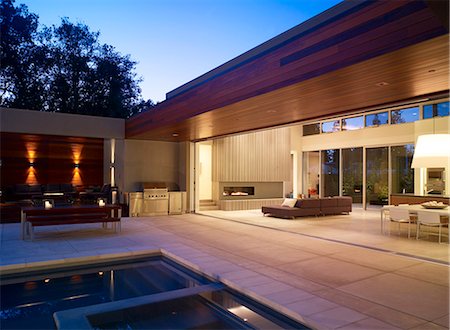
[1,255,310,329]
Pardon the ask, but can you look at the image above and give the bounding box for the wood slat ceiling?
[126,1,449,142]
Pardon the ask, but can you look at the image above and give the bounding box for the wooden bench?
[21,205,121,241]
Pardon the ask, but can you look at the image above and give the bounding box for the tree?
[0,0,153,118]
[0,0,48,110]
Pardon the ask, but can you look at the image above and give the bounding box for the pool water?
[1,255,310,329]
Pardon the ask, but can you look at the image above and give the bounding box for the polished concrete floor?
[1,208,449,329]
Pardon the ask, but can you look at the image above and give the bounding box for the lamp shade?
[411,134,450,168]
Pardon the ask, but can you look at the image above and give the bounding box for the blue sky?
[20,0,342,102]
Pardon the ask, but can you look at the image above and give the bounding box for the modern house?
[1,1,449,329]
[1,0,448,214]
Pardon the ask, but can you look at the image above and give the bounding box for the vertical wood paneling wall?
[212,127,291,182]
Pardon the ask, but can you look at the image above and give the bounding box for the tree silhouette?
[0,0,152,118]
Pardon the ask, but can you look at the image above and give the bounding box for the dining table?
[380,204,450,236]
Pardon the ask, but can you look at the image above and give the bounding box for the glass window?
[437,102,449,117]
[303,123,320,136]
[342,116,363,131]
[423,101,449,119]
[342,148,363,204]
[423,104,433,119]
[365,112,388,127]
[391,145,414,194]
[322,120,340,133]
[391,107,419,124]
[366,147,389,207]
[321,149,339,197]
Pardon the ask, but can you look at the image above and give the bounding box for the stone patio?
[1,209,449,329]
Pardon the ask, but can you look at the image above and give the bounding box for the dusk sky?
[20,0,342,102]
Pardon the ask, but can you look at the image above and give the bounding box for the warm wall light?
[29,162,35,167]
[411,134,450,168]
[74,163,80,168]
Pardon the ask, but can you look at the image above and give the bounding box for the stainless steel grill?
[142,188,169,216]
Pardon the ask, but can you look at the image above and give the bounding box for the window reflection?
[423,101,450,119]
[322,120,340,133]
[321,149,339,197]
[342,148,362,203]
[391,145,414,194]
[391,107,419,124]
[365,112,388,127]
[303,123,320,136]
[366,147,389,207]
[342,116,363,131]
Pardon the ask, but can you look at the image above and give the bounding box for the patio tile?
[307,306,367,329]
[339,273,449,321]
[337,317,402,330]
[315,288,428,329]
[409,322,449,330]
[433,314,450,328]
[329,247,420,272]
[394,262,450,287]
[277,256,383,288]
[265,287,317,304]
[246,281,293,296]
[286,296,338,316]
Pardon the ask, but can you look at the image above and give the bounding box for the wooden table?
[21,204,121,240]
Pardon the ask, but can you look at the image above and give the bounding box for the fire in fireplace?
[223,186,255,196]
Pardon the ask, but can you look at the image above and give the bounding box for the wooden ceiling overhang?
[126,0,449,142]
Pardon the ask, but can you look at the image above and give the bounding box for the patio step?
[199,200,219,211]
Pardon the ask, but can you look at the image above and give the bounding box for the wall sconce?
[29,162,35,167]
[74,163,80,168]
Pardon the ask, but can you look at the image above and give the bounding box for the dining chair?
[416,211,448,244]
[389,207,413,238]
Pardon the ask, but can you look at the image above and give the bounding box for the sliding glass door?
[321,149,339,197]
[366,147,389,207]
[391,144,414,194]
[342,148,363,204]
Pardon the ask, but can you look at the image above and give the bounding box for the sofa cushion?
[297,198,321,208]
[45,184,60,193]
[320,198,338,208]
[336,196,352,206]
[281,198,297,208]
[28,184,42,193]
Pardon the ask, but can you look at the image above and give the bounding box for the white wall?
[0,108,124,138]
[123,139,184,192]
[198,142,212,200]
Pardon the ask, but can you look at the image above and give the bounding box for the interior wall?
[123,139,184,192]
[212,127,291,198]
[212,127,291,181]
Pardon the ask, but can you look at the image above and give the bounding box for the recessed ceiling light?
[172,133,179,137]
[375,82,389,87]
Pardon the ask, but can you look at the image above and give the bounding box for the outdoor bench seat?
[21,205,121,240]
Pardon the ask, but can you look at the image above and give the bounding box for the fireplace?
[219,182,283,200]
[223,186,254,197]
